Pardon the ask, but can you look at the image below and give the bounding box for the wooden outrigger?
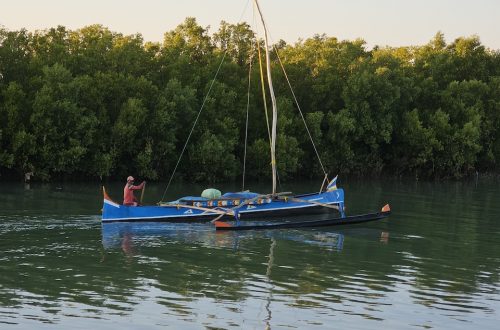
[214,205,391,231]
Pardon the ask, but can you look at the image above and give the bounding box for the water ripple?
[1,181,500,329]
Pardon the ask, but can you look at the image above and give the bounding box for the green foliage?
[0,21,499,182]
[324,109,356,173]
[340,63,397,173]
[396,109,439,174]
[30,64,98,177]
[247,138,271,180]
[187,131,237,183]
[213,21,255,66]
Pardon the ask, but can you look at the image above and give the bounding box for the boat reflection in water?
[101,222,347,252]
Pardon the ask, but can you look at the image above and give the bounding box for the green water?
[0,179,499,329]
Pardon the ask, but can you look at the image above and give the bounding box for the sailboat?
[101,0,390,228]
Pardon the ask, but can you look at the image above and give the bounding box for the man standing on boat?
[123,176,145,206]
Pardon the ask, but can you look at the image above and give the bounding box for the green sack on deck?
[201,188,221,199]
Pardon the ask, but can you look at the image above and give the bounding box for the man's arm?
[130,181,145,190]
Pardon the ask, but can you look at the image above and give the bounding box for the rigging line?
[252,5,272,146]
[262,18,328,178]
[276,167,282,193]
[160,52,228,202]
[242,46,255,191]
[273,45,328,177]
[160,0,252,202]
[254,0,278,195]
[257,40,272,146]
[252,6,275,191]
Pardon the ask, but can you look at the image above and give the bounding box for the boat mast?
[254,0,278,195]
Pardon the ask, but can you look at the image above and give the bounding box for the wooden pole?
[140,182,146,204]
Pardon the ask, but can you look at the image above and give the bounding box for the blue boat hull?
[102,189,345,223]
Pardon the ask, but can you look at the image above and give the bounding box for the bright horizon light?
[1,0,499,50]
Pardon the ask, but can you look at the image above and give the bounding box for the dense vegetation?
[0,19,499,182]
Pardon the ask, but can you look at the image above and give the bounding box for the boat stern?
[102,187,126,222]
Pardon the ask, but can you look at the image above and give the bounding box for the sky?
[1,0,499,49]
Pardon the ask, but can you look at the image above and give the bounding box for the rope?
[242,48,255,191]
[253,0,279,195]
[161,52,228,202]
[160,0,252,202]
[257,40,272,145]
[273,45,328,178]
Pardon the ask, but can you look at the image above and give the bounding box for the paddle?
[140,181,146,204]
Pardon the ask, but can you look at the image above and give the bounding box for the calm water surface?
[0,179,499,329]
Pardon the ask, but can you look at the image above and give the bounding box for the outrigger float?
[213,205,391,231]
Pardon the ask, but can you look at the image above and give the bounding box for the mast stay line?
[253,0,278,196]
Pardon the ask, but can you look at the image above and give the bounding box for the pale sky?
[1,0,499,49]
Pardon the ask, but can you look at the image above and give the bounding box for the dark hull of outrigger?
[214,210,391,230]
